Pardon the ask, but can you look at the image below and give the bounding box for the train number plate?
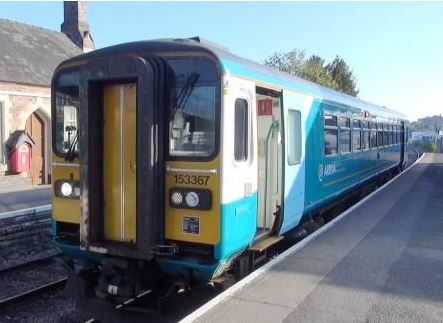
[183,216,200,235]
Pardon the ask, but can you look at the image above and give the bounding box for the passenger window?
[362,120,369,150]
[377,123,384,147]
[352,119,361,151]
[288,110,302,165]
[234,98,248,161]
[370,130,377,148]
[324,114,338,155]
[339,117,351,154]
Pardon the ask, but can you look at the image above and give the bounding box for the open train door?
[78,55,165,260]
[280,90,308,234]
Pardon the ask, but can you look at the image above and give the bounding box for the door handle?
[130,160,136,174]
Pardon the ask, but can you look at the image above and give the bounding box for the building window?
[288,110,302,165]
[324,114,338,155]
[234,98,248,161]
[339,116,351,154]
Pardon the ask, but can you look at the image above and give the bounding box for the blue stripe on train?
[215,192,258,260]
[158,192,258,280]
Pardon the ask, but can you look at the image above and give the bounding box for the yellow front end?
[165,158,220,245]
[52,156,81,225]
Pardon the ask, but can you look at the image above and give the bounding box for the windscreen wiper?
[65,130,78,162]
[171,72,200,119]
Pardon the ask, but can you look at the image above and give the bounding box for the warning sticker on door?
[183,216,200,235]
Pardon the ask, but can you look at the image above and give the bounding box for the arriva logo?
[318,163,339,182]
[324,163,338,176]
[318,164,324,182]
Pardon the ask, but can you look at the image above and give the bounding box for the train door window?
[339,116,351,154]
[324,114,338,155]
[352,119,361,151]
[288,110,302,165]
[234,98,249,162]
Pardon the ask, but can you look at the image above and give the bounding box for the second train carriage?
[51,37,408,299]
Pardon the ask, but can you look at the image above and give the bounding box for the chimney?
[61,1,95,52]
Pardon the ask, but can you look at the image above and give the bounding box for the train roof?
[58,37,407,121]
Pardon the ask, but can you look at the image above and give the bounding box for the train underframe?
[58,164,402,319]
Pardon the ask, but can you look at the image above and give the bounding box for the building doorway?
[25,111,45,184]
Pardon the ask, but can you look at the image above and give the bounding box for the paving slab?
[188,153,443,323]
[0,185,51,212]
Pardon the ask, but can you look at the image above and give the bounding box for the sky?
[1,1,442,121]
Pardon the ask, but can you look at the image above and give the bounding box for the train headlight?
[55,180,80,199]
[60,182,73,197]
[169,188,212,210]
[171,191,184,205]
[185,191,199,208]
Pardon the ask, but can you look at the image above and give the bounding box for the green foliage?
[264,50,359,97]
[264,49,306,76]
[410,141,437,153]
[301,55,338,90]
[326,56,359,96]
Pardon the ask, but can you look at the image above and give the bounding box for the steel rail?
[0,206,51,229]
[0,252,62,275]
[0,204,51,221]
[0,277,67,308]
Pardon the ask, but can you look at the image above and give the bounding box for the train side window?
[339,117,351,154]
[352,119,361,151]
[362,121,369,150]
[324,114,338,156]
[389,128,394,145]
[384,123,389,146]
[234,98,249,162]
[377,123,383,147]
[288,110,302,165]
[370,129,377,148]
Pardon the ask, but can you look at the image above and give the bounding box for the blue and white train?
[51,37,408,301]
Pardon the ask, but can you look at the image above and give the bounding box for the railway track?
[0,206,68,311]
[0,252,62,275]
[0,204,51,228]
[0,253,68,310]
[0,277,67,309]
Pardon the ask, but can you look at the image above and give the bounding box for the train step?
[248,235,284,253]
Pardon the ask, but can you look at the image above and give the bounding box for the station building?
[0,1,93,185]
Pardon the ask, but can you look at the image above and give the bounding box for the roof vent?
[187,36,230,52]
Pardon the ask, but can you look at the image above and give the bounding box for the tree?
[264,49,306,76]
[264,49,359,97]
[301,55,338,90]
[325,56,359,96]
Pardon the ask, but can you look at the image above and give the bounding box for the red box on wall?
[10,143,31,173]
[257,99,273,116]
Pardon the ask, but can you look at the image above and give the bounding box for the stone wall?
[0,81,51,179]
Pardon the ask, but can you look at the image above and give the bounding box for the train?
[51,37,408,306]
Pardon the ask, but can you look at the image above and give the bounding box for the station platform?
[183,153,443,323]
